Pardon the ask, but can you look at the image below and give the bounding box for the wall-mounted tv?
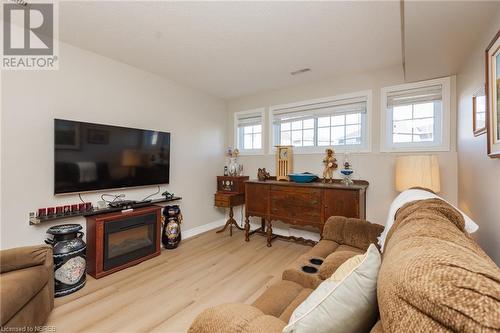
[54,119,170,194]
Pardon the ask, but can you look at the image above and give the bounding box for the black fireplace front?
[103,212,157,271]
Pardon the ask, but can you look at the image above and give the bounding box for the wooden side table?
[214,176,249,236]
[214,193,245,236]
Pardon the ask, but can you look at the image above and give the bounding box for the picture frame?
[472,85,486,136]
[87,128,109,145]
[485,29,500,158]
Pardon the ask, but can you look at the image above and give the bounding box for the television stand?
[29,196,182,225]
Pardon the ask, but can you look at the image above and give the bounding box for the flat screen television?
[54,119,170,194]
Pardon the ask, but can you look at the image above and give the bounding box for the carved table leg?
[229,206,233,237]
[261,218,265,232]
[266,219,273,247]
[244,216,250,242]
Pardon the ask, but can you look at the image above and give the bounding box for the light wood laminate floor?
[47,229,309,333]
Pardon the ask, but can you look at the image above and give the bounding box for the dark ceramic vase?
[45,224,86,297]
[162,205,182,249]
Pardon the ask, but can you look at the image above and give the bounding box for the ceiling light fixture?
[291,68,311,76]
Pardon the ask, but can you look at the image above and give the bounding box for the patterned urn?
[162,205,182,249]
[45,224,87,297]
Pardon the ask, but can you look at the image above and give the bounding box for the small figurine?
[322,148,338,183]
[162,190,174,200]
[257,168,271,181]
[340,153,354,185]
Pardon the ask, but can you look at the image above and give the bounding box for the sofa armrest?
[0,245,53,274]
[188,303,286,333]
[322,216,384,251]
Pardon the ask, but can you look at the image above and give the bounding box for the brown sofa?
[189,199,500,332]
[0,245,54,329]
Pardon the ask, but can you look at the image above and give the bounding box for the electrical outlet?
[29,212,40,225]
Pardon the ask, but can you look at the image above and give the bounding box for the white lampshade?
[395,155,440,193]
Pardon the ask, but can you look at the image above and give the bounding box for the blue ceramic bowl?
[288,173,318,183]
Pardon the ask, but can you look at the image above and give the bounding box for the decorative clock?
[276,145,293,181]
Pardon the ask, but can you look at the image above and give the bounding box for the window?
[270,91,371,153]
[234,108,265,154]
[381,77,451,152]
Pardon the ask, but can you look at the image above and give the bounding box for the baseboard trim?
[182,218,320,242]
[182,219,226,239]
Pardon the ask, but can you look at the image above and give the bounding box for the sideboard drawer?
[214,193,245,208]
[270,189,321,222]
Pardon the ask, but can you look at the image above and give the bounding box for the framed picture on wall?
[472,85,486,136]
[485,30,500,157]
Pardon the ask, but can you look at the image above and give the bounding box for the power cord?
[78,193,85,203]
[142,185,161,202]
[101,193,125,204]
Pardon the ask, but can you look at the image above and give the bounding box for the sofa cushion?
[278,288,313,323]
[322,216,384,251]
[188,303,285,333]
[303,240,339,258]
[378,199,500,332]
[252,280,305,318]
[318,245,364,280]
[0,265,49,325]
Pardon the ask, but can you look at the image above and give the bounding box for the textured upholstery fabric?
[1,266,48,323]
[188,303,285,333]
[318,246,364,280]
[0,245,52,274]
[378,199,500,332]
[252,280,305,317]
[370,320,384,333]
[302,239,339,258]
[189,201,499,333]
[0,245,54,328]
[278,288,313,323]
[322,216,384,251]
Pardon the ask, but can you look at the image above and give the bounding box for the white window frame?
[380,77,451,152]
[268,90,372,154]
[234,108,265,155]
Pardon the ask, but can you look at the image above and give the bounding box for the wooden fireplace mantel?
[86,206,161,279]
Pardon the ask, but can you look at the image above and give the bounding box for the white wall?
[227,65,459,229]
[456,9,500,263]
[0,42,226,249]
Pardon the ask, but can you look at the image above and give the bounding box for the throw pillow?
[283,244,381,333]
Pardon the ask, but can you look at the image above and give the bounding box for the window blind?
[387,84,442,108]
[272,96,367,123]
[236,112,262,127]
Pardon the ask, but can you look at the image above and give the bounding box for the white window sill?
[267,147,372,155]
[238,149,265,156]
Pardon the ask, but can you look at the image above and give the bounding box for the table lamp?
[395,155,440,193]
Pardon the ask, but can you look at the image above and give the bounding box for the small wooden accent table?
[214,176,249,236]
[244,179,368,247]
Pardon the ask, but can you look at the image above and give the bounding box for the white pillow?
[378,189,479,250]
[283,244,381,333]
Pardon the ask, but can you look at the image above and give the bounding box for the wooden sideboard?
[244,179,368,247]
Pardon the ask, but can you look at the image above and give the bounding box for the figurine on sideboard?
[322,148,338,183]
[257,168,271,181]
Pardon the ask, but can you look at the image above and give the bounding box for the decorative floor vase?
[46,224,87,297]
[162,205,182,249]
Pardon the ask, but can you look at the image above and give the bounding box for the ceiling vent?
[291,68,311,76]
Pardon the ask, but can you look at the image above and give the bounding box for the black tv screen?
[54,119,170,194]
